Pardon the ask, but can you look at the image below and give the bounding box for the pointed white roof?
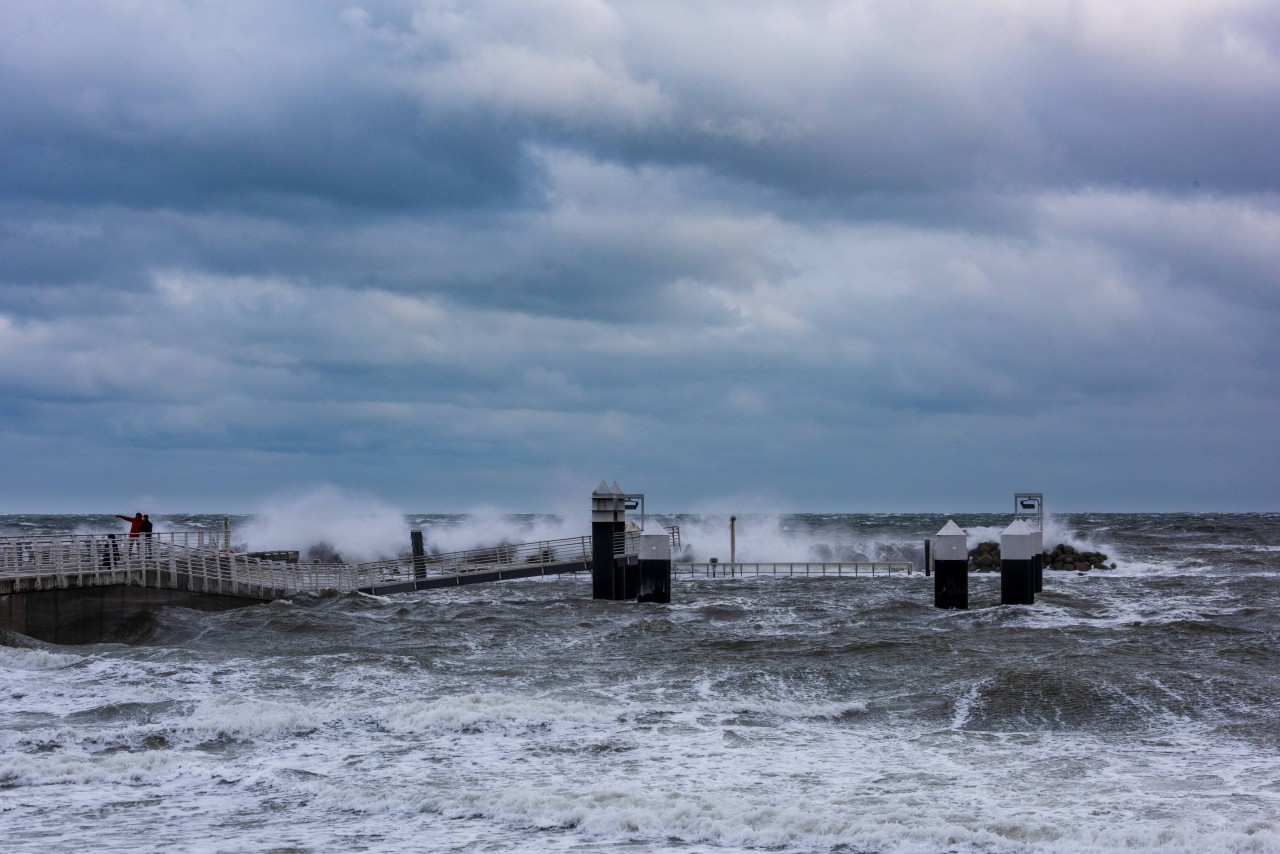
[937,520,966,537]
[593,480,612,496]
[1002,518,1032,536]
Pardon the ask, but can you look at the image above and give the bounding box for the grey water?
[2,512,1279,853]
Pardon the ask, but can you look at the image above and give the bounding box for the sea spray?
[237,484,409,562]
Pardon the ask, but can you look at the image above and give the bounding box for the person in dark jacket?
[101,534,122,568]
[140,514,154,557]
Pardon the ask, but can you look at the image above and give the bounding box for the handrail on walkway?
[2,529,908,599]
[676,561,914,578]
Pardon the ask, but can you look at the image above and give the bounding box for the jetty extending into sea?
[0,525,911,644]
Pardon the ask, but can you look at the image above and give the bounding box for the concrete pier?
[0,584,267,645]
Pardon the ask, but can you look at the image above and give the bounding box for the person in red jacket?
[116,512,144,555]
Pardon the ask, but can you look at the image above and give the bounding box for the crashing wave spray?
[664,514,925,564]
[237,484,409,563]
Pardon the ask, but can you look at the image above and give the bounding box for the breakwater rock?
[966,541,1116,572]
[1045,542,1116,572]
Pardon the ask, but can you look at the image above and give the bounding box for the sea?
[2,511,1278,853]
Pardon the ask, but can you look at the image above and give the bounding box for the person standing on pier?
[116,512,145,555]
[101,534,123,568]
[141,514,154,557]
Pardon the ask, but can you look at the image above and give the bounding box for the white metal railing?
[614,526,681,556]
[0,531,596,597]
[674,561,915,578]
[1,533,914,599]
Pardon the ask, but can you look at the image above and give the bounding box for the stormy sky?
[2,0,1278,514]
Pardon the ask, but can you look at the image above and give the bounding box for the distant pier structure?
[591,481,675,603]
[931,492,1049,610]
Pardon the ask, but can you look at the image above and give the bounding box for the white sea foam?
[4,512,1278,853]
[0,643,82,671]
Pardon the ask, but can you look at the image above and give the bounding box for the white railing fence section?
[2,532,914,598]
[675,561,915,578]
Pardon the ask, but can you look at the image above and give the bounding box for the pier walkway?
[1,528,914,642]
[0,531,608,600]
[675,561,915,578]
[1,529,916,600]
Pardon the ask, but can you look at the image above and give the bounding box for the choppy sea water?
[2,512,1279,853]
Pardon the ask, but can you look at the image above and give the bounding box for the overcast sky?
[2,0,1278,514]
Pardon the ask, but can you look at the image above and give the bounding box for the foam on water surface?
[2,512,1279,852]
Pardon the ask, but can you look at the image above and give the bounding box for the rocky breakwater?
[967,541,1116,572]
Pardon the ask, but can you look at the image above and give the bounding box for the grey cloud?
[0,2,537,214]
[2,1,1279,511]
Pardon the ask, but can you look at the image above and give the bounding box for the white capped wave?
[0,644,82,671]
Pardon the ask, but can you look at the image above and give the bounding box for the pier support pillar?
[933,520,968,609]
[1000,519,1035,605]
[637,530,671,604]
[1031,527,1044,593]
[410,529,427,581]
[610,481,632,600]
[592,481,624,600]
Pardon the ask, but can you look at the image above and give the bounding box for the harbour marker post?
[637,528,672,603]
[934,520,968,609]
[1000,519,1035,605]
[1014,493,1045,593]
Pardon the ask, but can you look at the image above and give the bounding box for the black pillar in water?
[614,520,634,600]
[620,556,639,599]
[935,561,968,609]
[592,520,617,599]
[1033,552,1044,593]
[1000,520,1035,606]
[933,521,968,610]
[410,529,427,580]
[1000,560,1034,605]
[592,482,623,600]
[637,531,671,603]
[923,538,932,577]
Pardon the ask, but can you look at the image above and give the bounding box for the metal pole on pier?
[410,529,427,581]
[730,515,737,564]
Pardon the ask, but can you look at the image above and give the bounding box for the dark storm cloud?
[1,0,1278,511]
[0,1,537,214]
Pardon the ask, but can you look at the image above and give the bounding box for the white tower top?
[1001,519,1034,560]
[935,520,968,561]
